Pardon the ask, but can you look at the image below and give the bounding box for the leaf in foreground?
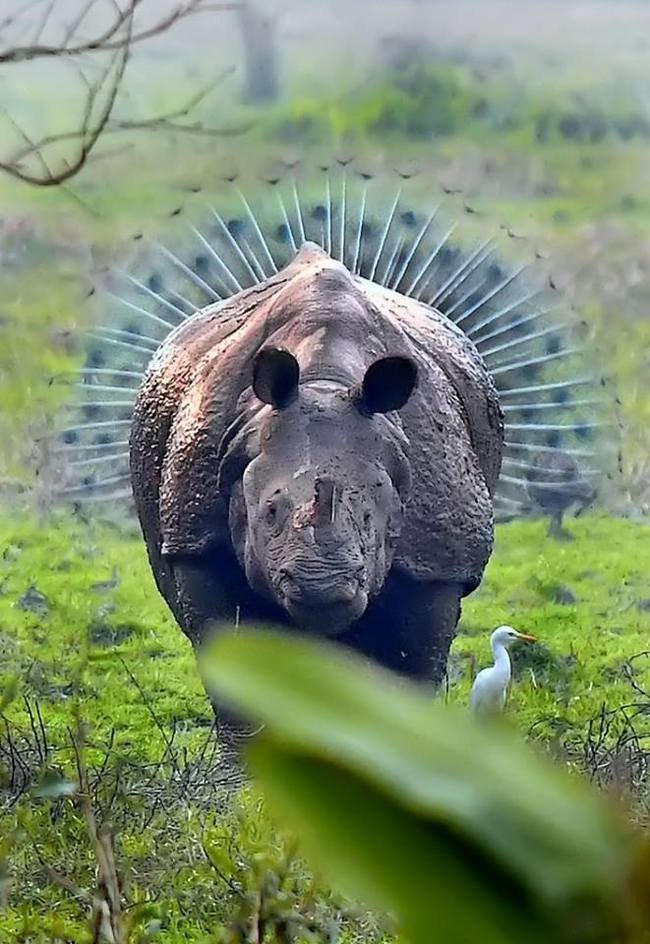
[202,628,650,944]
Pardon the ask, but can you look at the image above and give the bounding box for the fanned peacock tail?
[50,157,614,521]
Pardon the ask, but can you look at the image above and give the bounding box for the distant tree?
[237,1,279,104]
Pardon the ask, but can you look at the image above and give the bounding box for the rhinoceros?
[56,165,604,735]
[130,242,503,693]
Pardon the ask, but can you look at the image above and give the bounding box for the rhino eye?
[266,501,280,526]
[263,493,289,533]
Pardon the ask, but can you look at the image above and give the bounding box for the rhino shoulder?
[358,282,503,587]
[360,280,504,491]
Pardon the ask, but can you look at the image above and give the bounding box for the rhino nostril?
[277,568,306,604]
[278,567,299,589]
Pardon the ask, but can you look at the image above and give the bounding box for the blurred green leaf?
[203,629,650,944]
[252,743,542,944]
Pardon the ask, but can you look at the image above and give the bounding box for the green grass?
[0,510,649,941]
[0,511,647,740]
[0,511,204,747]
[1,511,648,748]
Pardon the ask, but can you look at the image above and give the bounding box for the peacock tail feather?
[50,157,614,521]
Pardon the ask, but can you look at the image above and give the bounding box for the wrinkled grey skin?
[130,244,504,737]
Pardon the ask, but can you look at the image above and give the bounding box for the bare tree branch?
[0,0,142,62]
[3,68,245,180]
[30,0,58,46]
[0,0,242,63]
[0,0,247,187]
[62,0,103,49]
[1,18,132,186]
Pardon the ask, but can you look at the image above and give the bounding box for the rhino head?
[226,348,418,634]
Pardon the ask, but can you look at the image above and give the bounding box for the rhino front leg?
[167,552,281,751]
[344,571,463,686]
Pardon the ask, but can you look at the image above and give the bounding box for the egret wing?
[470,666,507,716]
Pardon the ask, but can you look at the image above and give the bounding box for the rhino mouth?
[278,574,368,635]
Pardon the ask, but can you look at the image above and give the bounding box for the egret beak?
[517,633,537,643]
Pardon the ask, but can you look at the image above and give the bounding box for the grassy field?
[1,1,650,939]
[0,510,649,941]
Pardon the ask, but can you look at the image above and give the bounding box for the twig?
[71,719,126,943]
[118,656,184,782]
[1,13,132,186]
[0,5,245,187]
[0,0,141,62]
[62,0,101,49]
[30,0,57,46]
[0,0,241,63]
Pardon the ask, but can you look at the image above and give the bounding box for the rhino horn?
[314,476,337,526]
[290,477,338,532]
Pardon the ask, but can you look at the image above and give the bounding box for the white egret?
[470,625,537,716]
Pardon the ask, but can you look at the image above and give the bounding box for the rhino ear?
[358,356,418,415]
[252,348,300,409]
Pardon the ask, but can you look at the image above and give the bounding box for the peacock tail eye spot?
[546,335,561,355]
[438,245,458,267]
[87,348,105,369]
[546,431,561,448]
[62,430,78,445]
[310,204,327,222]
[553,389,569,405]
[275,223,291,243]
[400,209,417,227]
[227,218,245,237]
[147,272,163,293]
[576,423,592,441]
[511,319,529,336]
[194,255,210,275]
[487,262,504,283]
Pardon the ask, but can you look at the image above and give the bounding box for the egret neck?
[491,633,513,691]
